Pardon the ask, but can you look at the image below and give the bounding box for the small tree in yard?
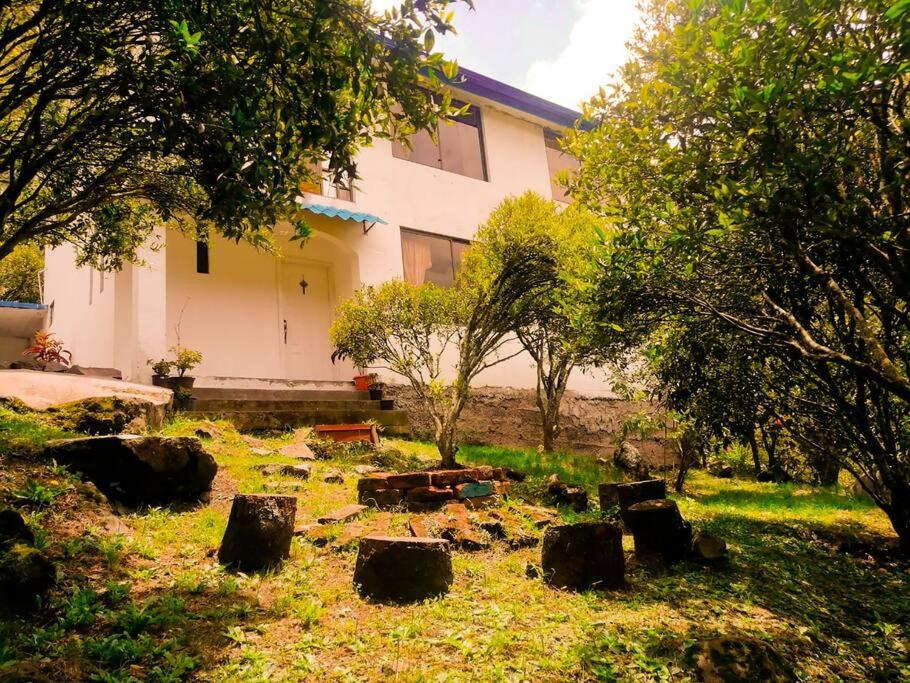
[331,247,555,467]
[0,0,467,268]
[466,192,608,451]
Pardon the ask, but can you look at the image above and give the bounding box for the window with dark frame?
[196,241,209,274]
[400,228,470,288]
[392,99,487,181]
[544,128,580,203]
[298,161,354,201]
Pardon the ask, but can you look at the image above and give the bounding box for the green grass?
[1,411,907,682]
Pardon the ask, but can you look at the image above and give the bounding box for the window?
[196,241,209,274]
[298,162,354,201]
[401,229,469,288]
[545,129,580,203]
[393,100,487,181]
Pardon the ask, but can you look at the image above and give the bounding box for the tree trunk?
[747,431,762,477]
[885,489,910,555]
[535,359,571,453]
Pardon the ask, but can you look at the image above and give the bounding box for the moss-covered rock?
[0,543,56,605]
[44,397,148,435]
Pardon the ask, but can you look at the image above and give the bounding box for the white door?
[279,260,335,380]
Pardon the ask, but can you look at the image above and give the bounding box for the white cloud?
[524,0,640,109]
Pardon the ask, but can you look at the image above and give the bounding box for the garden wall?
[384,385,679,468]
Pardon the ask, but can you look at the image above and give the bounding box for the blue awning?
[296,202,387,226]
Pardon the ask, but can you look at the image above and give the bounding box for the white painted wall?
[40,88,616,395]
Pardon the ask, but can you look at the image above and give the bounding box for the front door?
[279,260,335,380]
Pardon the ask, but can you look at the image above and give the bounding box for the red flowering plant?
[23,332,72,370]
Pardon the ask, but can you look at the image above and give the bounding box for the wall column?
[124,230,167,383]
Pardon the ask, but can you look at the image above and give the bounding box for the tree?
[0,243,41,302]
[0,0,468,268]
[330,246,555,467]
[568,0,910,548]
[466,192,607,451]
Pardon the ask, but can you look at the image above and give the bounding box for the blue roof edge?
[0,300,46,310]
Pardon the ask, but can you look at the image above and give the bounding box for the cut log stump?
[616,479,667,523]
[625,499,692,566]
[218,494,297,571]
[353,536,453,602]
[541,522,625,591]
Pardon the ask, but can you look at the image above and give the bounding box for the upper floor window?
[544,129,580,203]
[392,100,487,181]
[401,228,469,288]
[299,162,354,201]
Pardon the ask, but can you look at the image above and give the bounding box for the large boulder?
[625,499,693,566]
[541,522,625,591]
[218,494,297,571]
[44,435,217,506]
[696,637,795,682]
[353,536,453,602]
[45,397,150,434]
[613,441,650,480]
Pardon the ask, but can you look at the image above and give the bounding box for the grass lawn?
[1,407,908,681]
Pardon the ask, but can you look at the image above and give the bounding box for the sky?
[369,0,641,111]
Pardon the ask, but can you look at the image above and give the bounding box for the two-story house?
[42,67,616,402]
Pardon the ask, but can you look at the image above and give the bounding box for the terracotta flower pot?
[353,375,374,391]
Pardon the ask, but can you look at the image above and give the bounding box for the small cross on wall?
[299,276,308,294]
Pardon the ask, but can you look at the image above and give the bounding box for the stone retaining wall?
[384,385,678,468]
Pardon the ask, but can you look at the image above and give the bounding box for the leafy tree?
[466,192,608,451]
[568,0,910,548]
[331,246,555,467]
[0,243,42,302]
[0,0,467,268]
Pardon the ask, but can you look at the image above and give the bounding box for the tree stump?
[624,499,692,566]
[353,536,453,602]
[541,522,625,591]
[598,483,622,512]
[218,494,297,571]
[616,479,667,523]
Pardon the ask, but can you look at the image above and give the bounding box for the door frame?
[276,255,337,380]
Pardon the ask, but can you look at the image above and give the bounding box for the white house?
[42,67,615,398]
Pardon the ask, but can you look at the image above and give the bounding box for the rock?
[408,517,431,537]
[295,524,332,547]
[250,447,273,457]
[625,499,693,566]
[503,467,526,482]
[541,522,625,591]
[353,536,453,602]
[194,423,221,439]
[455,481,494,499]
[45,397,150,435]
[218,494,297,571]
[0,543,56,605]
[518,505,557,529]
[357,474,393,492]
[546,475,588,512]
[479,520,506,538]
[279,442,315,460]
[696,637,796,683]
[461,495,499,510]
[354,465,380,475]
[323,470,344,484]
[0,509,34,549]
[64,365,122,379]
[613,441,650,480]
[525,563,542,579]
[714,466,734,479]
[615,479,667,523]
[318,504,368,525]
[359,488,403,509]
[692,532,728,563]
[44,435,217,506]
[0,661,53,682]
[282,464,312,479]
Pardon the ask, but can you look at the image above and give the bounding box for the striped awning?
[296,201,387,226]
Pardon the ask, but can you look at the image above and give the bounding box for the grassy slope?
[1,408,907,682]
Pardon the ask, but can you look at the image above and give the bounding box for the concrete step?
[191,388,371,403]
[193,376,359,391]
[185,408,411,435]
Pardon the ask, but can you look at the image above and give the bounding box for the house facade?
[42,68,616,396]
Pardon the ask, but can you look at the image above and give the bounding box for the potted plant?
[368,379,384,401]
[353,372,376,392]
[170,346,203,390]
[172,387,197,411]
[149,359,173,387]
